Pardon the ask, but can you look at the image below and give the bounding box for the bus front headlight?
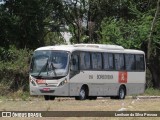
[31,80,36,86]
[59,79,67,86]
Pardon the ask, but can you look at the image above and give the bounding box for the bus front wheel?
[44,95,55,100]
[75,87,87,100]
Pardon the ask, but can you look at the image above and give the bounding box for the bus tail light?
[36,79,46,84]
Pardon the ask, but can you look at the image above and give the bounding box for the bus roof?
[35,44,144,54]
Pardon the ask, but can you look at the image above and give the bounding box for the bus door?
[69,53,80,96]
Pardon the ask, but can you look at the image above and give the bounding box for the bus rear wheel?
[118,86,126,99]
[110,86,126,100]
[44,95,55,100]
[75,87,87,100]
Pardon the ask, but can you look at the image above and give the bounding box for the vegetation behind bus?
[0,46,31,99]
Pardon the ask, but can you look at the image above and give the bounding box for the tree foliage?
[100,0,160,88]
[0,0,64,49]
[100,15,152,49]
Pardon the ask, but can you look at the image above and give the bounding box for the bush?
[0,46,32,96]
[144,88,160,96]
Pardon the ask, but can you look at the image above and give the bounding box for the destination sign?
[89,75,113,80]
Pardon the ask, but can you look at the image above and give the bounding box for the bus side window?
[71,54,79,71]
[103,53,114,70]
[136,54,145,71]
[80,52,91,70]
[91,53,102,70]
[125,54,135,71]
[114,54,124,71]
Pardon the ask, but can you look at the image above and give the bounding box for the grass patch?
[144,88,160,96]
[11,89,30,101]
[0,90,30,101]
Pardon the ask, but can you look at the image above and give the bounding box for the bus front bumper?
[30,84,69,96]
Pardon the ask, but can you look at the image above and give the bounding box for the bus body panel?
[69,71,145,96]
[126,83,145,95]
[30,71,145,96]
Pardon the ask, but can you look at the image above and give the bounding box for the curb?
[136,96,160,99]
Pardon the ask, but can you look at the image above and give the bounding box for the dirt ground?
[0,97,160,120]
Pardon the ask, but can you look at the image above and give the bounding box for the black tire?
[44,95,55,100]
[49,96,55,100]
[75,87,87,100]
[118,86,126,99]
[44,95,50,100]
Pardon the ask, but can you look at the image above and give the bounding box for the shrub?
[0,46,32,96]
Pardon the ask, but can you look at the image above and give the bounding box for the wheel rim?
[120,88,125,99]
[80,89,86,99]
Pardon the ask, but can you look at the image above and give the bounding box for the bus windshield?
[30,50,69,78]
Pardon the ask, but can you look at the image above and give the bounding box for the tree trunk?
[147,0,160,88]
[148,57,160,88]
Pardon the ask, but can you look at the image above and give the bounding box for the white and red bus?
[29,44,146,100]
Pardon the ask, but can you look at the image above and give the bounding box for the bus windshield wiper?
[37,59,49,77]
[50,62,57,76]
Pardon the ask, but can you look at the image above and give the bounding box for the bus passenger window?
[125,54,135,71]
[136,55,145,71]
[114,54,124,71]
[80,52,91,70]
[103,53,114,70]
[91,53,102,70]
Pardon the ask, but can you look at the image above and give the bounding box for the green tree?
[60,0,88,43]
[100,16,151,49]
[147,0,160,88]
[0,0,64,49]
[44,32,65,45]
[100,0,160,88]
